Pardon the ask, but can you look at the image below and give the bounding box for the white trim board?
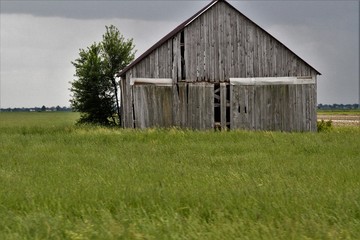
[229,76,315,86]
[130,78,173,86]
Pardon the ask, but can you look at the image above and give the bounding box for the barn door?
[230,76,317,132]
[230,85,252,130]
[132,84,174,129]
[186,83,214,130]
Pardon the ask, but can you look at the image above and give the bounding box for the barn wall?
[230,83,317,132]
[124,1,317,83]
[129,82,214,130]
[119,0,319,131]
[120,72,134,128]
[126,32,180,80]
[123,80,317,131]
[133,85,173,128]
[183,1,316,82]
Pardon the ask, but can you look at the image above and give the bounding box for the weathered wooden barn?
[118,0,321,131]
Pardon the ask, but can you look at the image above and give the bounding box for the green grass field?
[1,112,359,239]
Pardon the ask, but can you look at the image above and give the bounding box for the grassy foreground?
[0,112,359,239]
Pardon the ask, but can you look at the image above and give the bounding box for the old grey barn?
[118,0,321,131]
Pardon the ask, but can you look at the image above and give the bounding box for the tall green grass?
[0,112,359,239]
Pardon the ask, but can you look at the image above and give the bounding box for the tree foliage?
[70,25,135,126]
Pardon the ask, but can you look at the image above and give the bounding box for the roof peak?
[119,0,222,76]
[118,0,320,77]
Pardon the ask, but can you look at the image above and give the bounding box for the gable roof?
[118,0,321,77]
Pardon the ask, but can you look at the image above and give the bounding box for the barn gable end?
[118,0,320,131]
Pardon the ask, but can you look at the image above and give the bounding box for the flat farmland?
[318,110,360,126]
[0,112,359,239]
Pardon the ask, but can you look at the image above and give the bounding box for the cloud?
[0,14,178,108]
[1,1,206,21]
[0,1,358,107]
[234,0,359,104]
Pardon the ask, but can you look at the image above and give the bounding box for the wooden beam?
[130,78,173,86]
[229,76,315,86]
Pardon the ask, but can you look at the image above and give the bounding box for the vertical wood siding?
[230,84,317,131]
[120,1,319,131]
[125,1,316,82]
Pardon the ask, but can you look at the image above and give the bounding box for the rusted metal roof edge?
[118,0,321,77]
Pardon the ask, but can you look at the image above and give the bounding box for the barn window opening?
[180,31,186,80]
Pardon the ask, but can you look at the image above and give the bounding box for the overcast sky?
[0,0,359,108]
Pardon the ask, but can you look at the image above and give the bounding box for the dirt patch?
[317,115,360,127]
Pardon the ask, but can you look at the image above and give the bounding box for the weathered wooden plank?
[262,85,269,130]
[123,73,134,128]
[187,83,194,128]
[213,3,219,82]
[230,85,239,129]
[130,78,172,86]
[218,2,224,82]
[225,4,231,80]
[259,86,265,130]
[295,84,302,131]
[254,86,261,130]
[133,85,146,128]
[311,80,317,131]
[230,76,315,85]
[149,52,155,78]
[279,85,286,131]
[233,12,239,78]
[205,83,214,129]
[202,13,207,81]
[289,84,296,131]
[248,85,255,130]
[167,40,172,78]
[253,28,259,77]
[243,86,249,130]
[178,82,188,128]
[301,84,306,131]
[239,85,246,129]
[119,78,125,127]
[172,85,180,127]
[283,85,290,131]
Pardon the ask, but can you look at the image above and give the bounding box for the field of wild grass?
[0,112,359,239]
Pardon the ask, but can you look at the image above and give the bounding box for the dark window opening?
[214,83,221,124]
[180,31,186,80]
[226,84,230,129]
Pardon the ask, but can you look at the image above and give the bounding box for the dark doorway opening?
[214,83,221,129]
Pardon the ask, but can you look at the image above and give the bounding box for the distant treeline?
[1,106,72,112]
[318,103,359,110]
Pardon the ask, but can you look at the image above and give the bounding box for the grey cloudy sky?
[0,0,359,108]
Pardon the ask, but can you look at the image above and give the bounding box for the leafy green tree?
[70,25,135,126]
